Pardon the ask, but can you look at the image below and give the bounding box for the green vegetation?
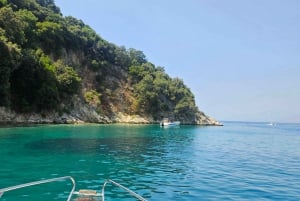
[84,90,101,107]
[129,63,198,120]
[0,0,199,121]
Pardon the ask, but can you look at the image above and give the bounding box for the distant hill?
[0,0,220,125]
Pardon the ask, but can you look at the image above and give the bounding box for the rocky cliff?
[0,106,221,125]
[0,0,221,126]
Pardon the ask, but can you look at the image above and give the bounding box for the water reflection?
[22,127,198,200]
[26,137,157,159]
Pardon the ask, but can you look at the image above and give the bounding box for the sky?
[54,0,300,123]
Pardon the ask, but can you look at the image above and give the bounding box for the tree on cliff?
[0,0,201,122]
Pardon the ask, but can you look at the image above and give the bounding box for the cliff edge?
[0,0,221,126]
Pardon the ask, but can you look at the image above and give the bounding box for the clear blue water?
[0,122,300,200]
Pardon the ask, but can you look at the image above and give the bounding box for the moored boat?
[160,118,180,127]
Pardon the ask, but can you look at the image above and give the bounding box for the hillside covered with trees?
[0,0,220,125]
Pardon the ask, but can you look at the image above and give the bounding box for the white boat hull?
[160,121,180,127]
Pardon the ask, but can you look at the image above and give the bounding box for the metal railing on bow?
[0,176,75,201]
[0,176,147,201]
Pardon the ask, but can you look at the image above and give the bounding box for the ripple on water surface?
[0,123,300,200]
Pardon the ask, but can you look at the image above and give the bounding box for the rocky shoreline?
[0,107,222,126]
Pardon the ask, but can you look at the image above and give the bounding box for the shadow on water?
[25,137,155,157]
[21,127,197,195]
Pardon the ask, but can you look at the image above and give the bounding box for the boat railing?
[102,179,147,201]
[0,176,75,201]
[0,176,147,201]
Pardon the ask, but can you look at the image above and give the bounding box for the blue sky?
[55,0,300,123]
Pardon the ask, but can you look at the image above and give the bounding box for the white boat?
[267,122,275,126]
[160,118,180,127]
[0,176,147,201]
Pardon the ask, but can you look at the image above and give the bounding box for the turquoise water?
[0,122,300,200]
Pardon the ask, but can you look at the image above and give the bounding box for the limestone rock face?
[0,105,222,125]
[0,72,221,126]
[195,112,222,126]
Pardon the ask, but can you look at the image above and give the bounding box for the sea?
[0,121,299,201]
